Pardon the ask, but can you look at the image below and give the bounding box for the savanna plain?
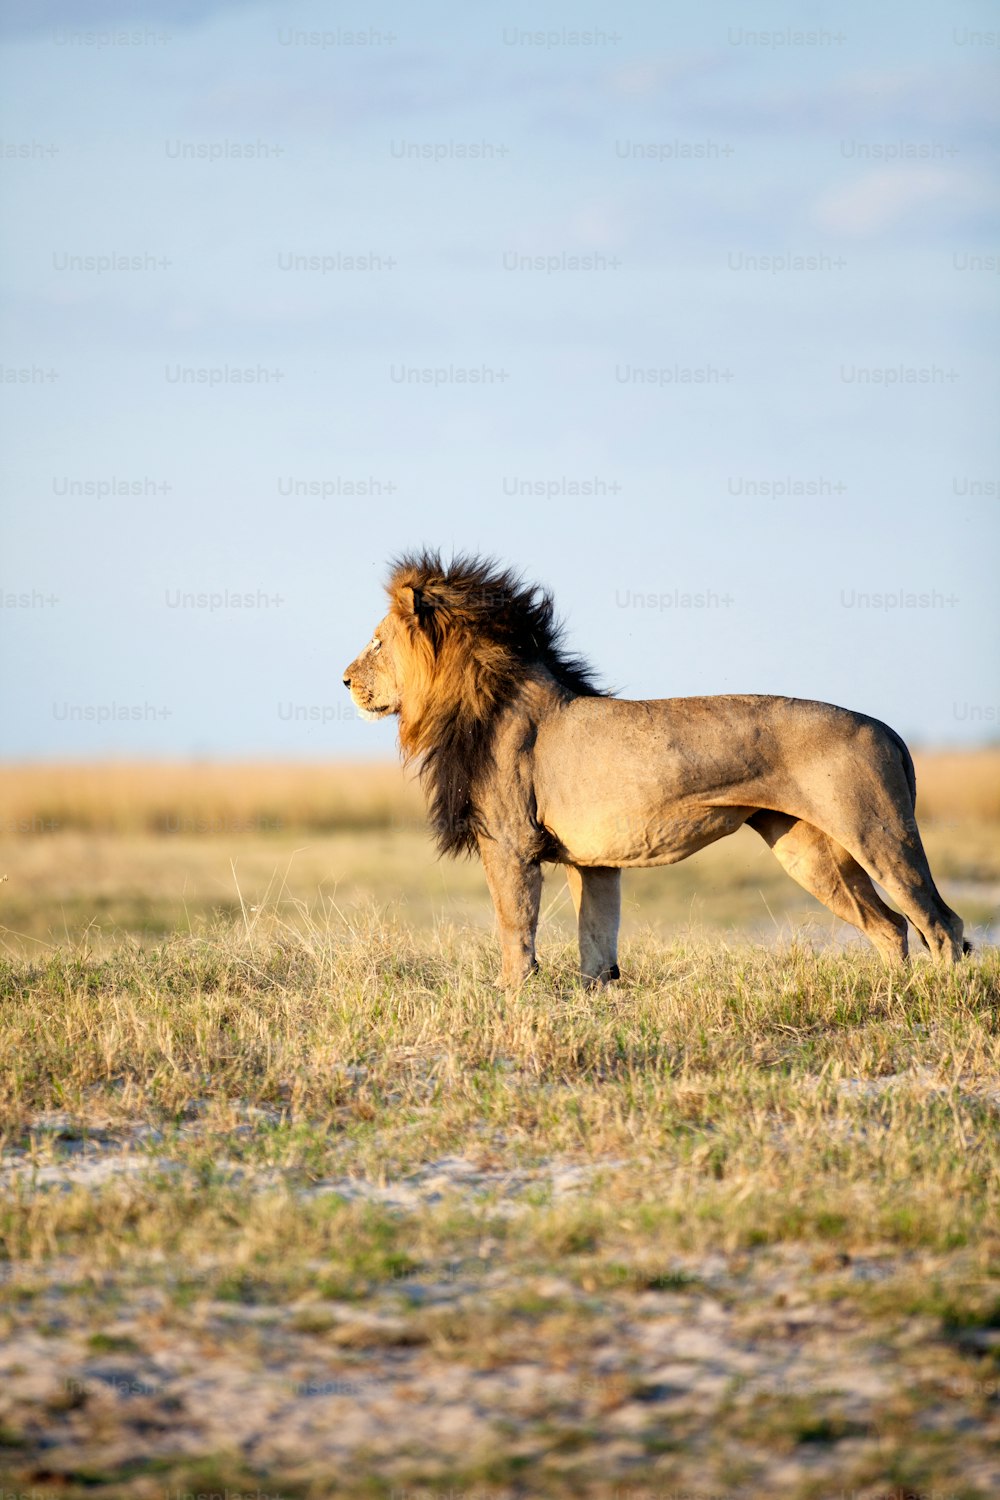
[1,754,999,1499]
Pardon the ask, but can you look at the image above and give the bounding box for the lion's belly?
[545,801,754,867]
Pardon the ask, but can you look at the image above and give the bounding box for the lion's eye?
[371,639,381,654]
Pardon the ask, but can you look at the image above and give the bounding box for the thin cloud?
[811,165,986,237]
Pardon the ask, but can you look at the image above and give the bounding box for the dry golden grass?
[0,758,424,837]
[911,747,1000,823]
[1,747,997,837]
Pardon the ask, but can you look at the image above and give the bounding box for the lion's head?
[343,552,600,853]
[341,612,407,723]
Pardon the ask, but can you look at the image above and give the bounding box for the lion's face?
[343,613,406,721]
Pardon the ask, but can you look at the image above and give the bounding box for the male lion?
[343,552,967,987]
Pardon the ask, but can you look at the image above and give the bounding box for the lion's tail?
[884,723,917,810]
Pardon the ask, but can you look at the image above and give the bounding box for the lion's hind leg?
[805,733,967,963]
[836,824,966,964]
[748,810,909,962]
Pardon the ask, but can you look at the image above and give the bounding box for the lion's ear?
[399,584,439,636]
[397,584,422,618]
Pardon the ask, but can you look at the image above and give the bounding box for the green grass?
[0,878,998,1494]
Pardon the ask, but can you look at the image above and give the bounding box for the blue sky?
[1,0,997,758]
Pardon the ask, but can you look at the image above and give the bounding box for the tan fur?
[344,556,966,987]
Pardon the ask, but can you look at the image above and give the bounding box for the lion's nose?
[342,675,351,690]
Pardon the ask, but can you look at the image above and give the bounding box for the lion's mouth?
[357,704,392,722]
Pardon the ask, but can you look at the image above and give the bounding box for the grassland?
[0,756,998,1498]
[2,752,998,956]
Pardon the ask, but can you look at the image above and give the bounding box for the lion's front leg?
[478,839,541,988]
[565,865,621,987]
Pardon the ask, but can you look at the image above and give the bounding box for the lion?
[343,552,967,987]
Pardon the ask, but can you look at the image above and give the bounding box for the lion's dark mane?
[388,550,603,857]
